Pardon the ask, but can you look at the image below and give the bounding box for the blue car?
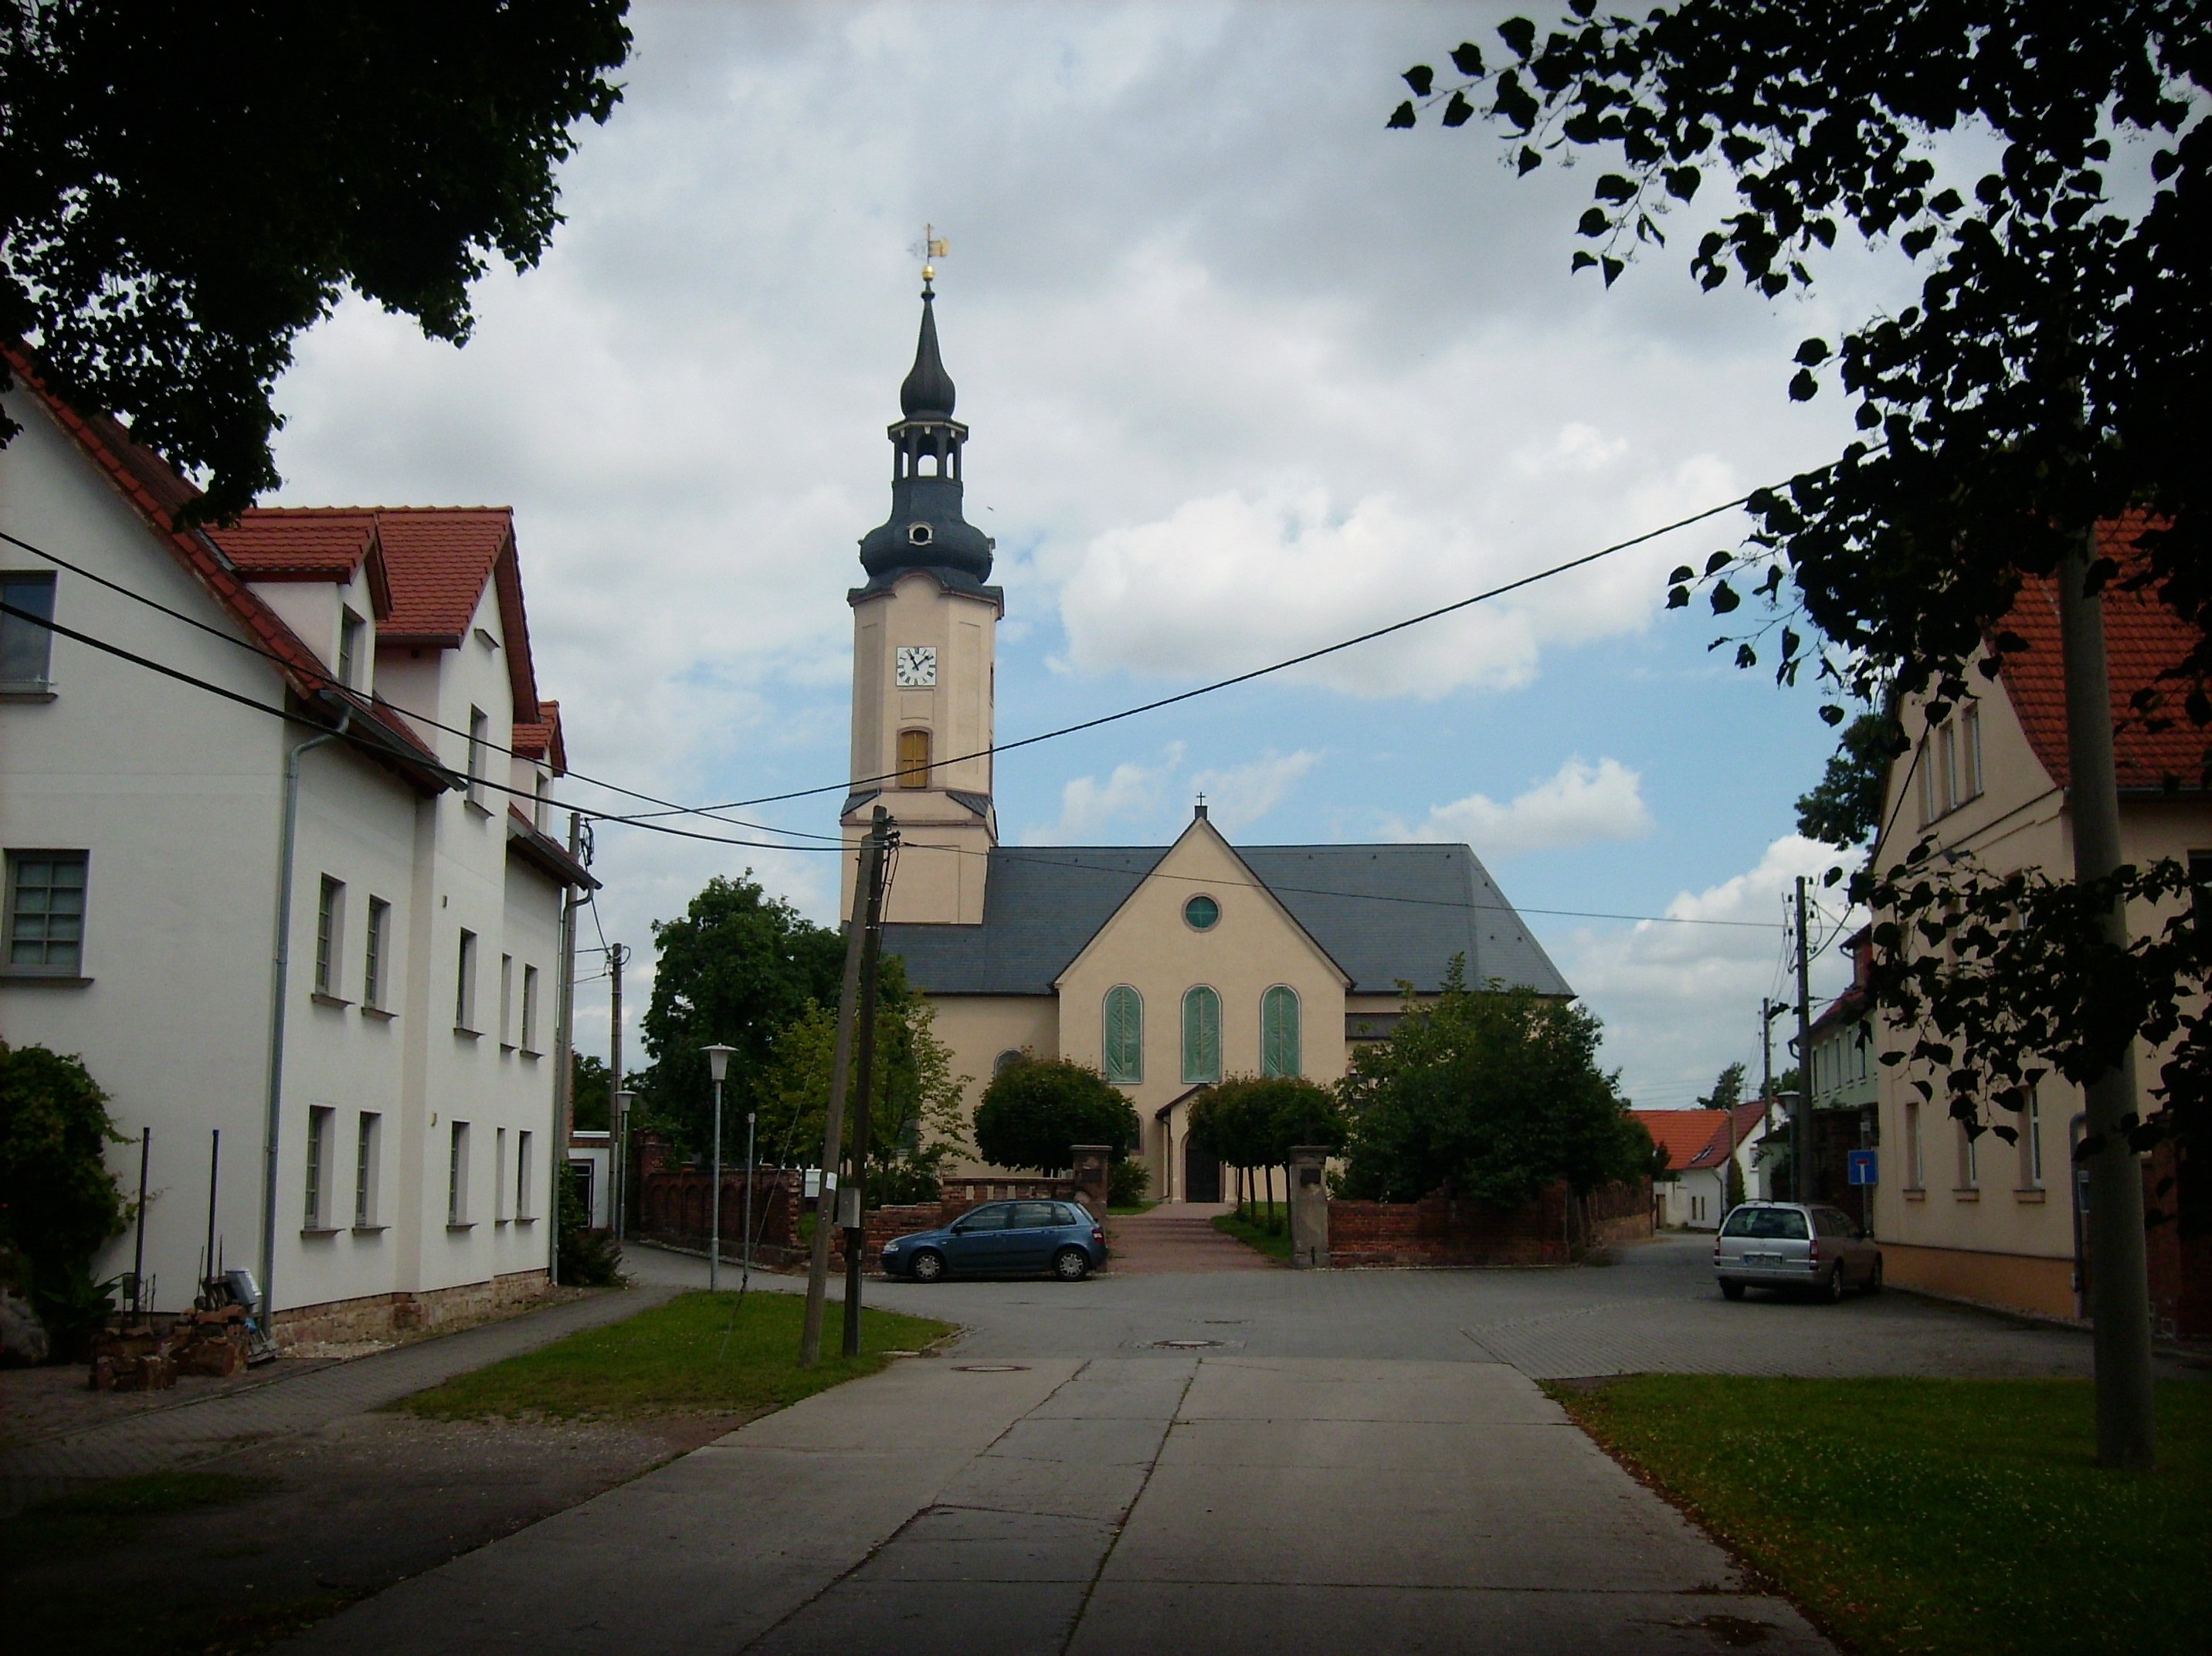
[880,1199,1107,1283]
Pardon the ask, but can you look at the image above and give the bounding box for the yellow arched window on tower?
[896,728,932,789]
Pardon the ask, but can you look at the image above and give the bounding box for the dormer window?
[338,608,365,690]
[908,522,933,546]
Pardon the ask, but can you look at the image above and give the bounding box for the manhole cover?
[952,1363,1030,1373]
[1149,1339,1222,1349]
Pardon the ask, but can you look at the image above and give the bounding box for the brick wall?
[273,1267,549,1348]
[1328,1179,1651,1268]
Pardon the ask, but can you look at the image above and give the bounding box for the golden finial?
[913,222,949,289]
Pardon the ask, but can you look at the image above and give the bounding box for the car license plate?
[1743,1252,1780,1266]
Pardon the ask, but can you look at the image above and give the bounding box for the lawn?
[1212,1205,1292,1262]
[1550,1375,2211,1656]
[399,1290,955,1422]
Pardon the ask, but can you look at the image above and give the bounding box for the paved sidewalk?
[1105,1203,1267,1274]
[287,1352,1832,1656]
[0,1283,676,1512]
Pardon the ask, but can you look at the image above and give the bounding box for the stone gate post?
[1069,1145,1111,1219]
[1289,1145,1330,1269]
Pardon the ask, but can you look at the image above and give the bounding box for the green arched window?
[1260,986,1301,1077]
[1182,986,1221,1084]
[1103,985,1143,1084]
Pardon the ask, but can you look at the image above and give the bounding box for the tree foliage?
[0,1042,127,1337]
[1698,1061,1748,1112]
[752,958,971,1201]
[1186,1075,1347,1172]
[1796,711,1908,850]
[0,2,633,517]
[638,874,846,1155]
[1336,965,1651,1207]
[973,1057,1138,1177]
[1394,4,2210,1169]
[570,1053,613,1133]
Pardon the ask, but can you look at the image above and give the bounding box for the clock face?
[895,645,938,687]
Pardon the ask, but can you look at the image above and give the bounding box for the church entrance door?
[1185,1140,1221,1203]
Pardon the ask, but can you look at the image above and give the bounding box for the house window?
[521,963,540,1051]
[0,570,57,687]
[2022,1089,2044,1189]
[534,771,551,833]
[1958,1119,1979,1189]
[5,850,87,974]
[1905,1100,1924,1189]
[896,728,931,789]
[1103,986,1144,1084]
[304,1107,334,1228]
[364,898,390,1010]
[466,707,490,807]
[1261,985,1301,1077]
[456,929,479,1030]
[337,607,365,690]
[2190,852,2212,935]
[499,953,514,1045]
[448,1121,471,1224]
[1183,894,1220,931]
[314,876,344,997]
[517,1129,535,1220]
[992,1049,1026,1077]
[494,1127,510,1222]
[1182,986,1221,1084]
[1959,701,1983,802]
[355,1112,382,1226]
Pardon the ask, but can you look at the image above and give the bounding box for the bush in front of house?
[0,1043,128,1357]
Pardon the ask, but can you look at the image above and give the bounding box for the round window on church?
[1183,894,1220,932]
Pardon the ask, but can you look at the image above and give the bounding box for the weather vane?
[911,222,949,290]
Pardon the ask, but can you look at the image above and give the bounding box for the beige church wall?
[849,571,996,798]
[922,994,1060,1176]
[1055,818,1350,1199]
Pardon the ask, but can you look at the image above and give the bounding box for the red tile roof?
[1997,514,2206,792]
[507,806,599,889]
[511,699,566,775]
[1632,1103,1769,1172]
[202,512,394,617]
[2,342,446,793]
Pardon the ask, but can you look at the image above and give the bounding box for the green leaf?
[1790,368,1818,401]
[1794,337,1830,366]
[1498,17,1535,57]
[1595,173,1636,203]
[1704,551,1732,576]
[1666,585,1690,609]
[1735,643,1757,668]
[1710,580,1741,614]
[1668,565,1694,584]
[1663,165,1701,201]
[1403,65,1434,97]
[1571,250,1599,273]
[1578,207,1610,236]
[1819,704,1846,726]
[1601,256,1624,286]
[1450,42,1484,76]
[1518,144,1542,175]
[1386,101,1417,130]
[1442,90,1474,127]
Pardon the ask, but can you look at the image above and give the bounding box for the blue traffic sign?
[1847,1149,1878,1186]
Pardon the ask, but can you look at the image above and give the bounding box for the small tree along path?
[1106,1206,1269,1274]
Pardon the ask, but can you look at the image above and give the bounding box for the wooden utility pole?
[608,941,627,1239]
[843,807,893,1357]
[551,810,583,1284]
[1794,877,1813,1205]
[801,811,889,1367]
[2057,533,2157,1469]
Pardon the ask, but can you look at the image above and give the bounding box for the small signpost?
[1847,1149,1878,1186]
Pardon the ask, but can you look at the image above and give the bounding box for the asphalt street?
[281,1232,2131,1656]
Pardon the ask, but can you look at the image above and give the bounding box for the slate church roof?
[880,842,1571,999]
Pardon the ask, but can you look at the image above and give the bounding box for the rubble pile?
[87,1303,249,1391]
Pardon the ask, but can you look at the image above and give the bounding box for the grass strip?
[1549,1375,2211,1656]
[397,1289,953,1421]
[1212,1207,1292,1262]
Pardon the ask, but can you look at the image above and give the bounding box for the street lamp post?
[743,1107,757,1294]
[702,1046,737,1293]
[610,1088,634,1241]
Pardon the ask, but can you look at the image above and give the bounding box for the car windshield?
[1722,1207,1809,1240]
[957,1204,1011,1232]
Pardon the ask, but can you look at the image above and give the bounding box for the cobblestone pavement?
[0,1282,677,1512]
[1104,1204,1267,1273]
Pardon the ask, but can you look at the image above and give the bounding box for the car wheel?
[1720,1280,1746,1301]
[1821,1264,1845,1303]
[1053,1247,1091,1282]
[1863,1256,1883,1295]
[908,1249,945,1284]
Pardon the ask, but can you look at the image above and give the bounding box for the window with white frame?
[499,953,514,1046]
[494,1127,510,1221]
[1918,701,1986,824]
[2021,1088,2044,1189]
[1905,1100,1924,1188]
[304,1106,334,1229]
[466,707,490,808]
[1958,1118,1979,1189]
[354,1112,382,1226]
[364,898,390,1010]
[338,607,365,690]
[0,570,57,689]
[521,963,540,1052]
[448,1121,471,1224]
[516,1129,535,1220]
[314,875,345,998]
[5,850,87,975]
[455,929,478,1030]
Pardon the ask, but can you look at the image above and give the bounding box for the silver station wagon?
[1712,1201,1883,1301]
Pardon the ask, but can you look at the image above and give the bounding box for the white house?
[1632,1105,1773,1230]
[0,346,594,1345]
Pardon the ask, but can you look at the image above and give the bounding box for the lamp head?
[701,1044,738,1084]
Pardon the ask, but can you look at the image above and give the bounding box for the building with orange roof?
[0,348,595,1346]
[1630,1103,1773,1230]
[1871,521,2210,1339]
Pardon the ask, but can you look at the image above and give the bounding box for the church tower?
[842,276,1001,922]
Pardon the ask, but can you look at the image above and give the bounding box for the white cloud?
[1190,750,1321,835]
[1560,835,1857,1108]
[1396,756,1653,860]
[1026,742,1186,844]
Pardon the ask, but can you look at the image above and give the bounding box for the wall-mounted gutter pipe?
[257,711,351,1329]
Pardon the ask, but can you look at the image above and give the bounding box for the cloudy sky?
[266,2,1901,1108]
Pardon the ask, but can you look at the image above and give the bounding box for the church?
[839,281,1571,1201]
